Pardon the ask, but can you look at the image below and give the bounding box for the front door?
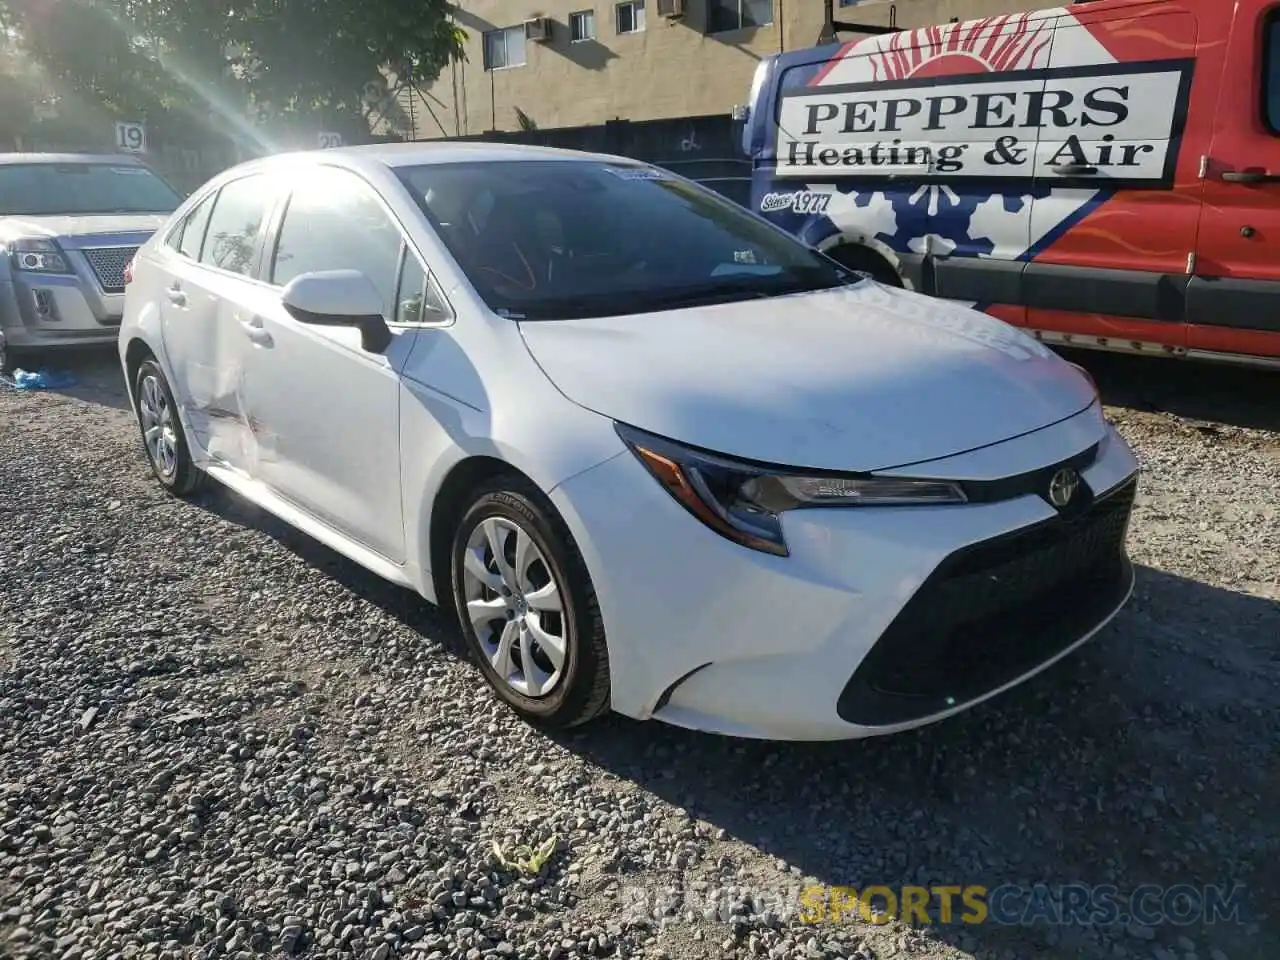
[1187,7,1280,360]
[1024,5,1204,351]
[239,166,415,564]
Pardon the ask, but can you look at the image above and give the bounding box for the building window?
[483,26,527,70]
[708,0,773,33]
[616,1,645,34]
[570,10,597,41]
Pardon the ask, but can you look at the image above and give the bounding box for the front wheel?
[133,358,204,496]
[450,478,610,728]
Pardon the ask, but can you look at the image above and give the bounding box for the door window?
[270,167,404,318]
[199,175,275,276]
[170,192,216,260]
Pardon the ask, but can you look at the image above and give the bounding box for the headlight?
[10,238,71,274]
[616,423,967,557]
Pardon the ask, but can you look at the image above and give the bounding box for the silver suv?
[0,153,184,369]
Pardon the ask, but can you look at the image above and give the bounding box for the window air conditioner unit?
[657,0,686,18]
[524,17,553,41]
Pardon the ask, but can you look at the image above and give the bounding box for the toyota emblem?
[1047,467,1080,508]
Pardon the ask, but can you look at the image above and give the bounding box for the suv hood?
[0,213,168,247]
[518,282,1097,472]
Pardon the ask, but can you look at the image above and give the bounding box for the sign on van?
[775,61,1192,185]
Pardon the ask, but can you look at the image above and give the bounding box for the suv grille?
[837,477,1137,727]
[82,246,139,293]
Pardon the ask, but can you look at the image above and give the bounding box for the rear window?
[0,163,182,216]
[1266,12,1280,133]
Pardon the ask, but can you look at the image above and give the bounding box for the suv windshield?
[397,159,858,319]
[0,162,183,216]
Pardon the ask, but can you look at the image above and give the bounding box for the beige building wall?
[404,0,1052,139]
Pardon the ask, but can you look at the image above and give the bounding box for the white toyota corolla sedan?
[118,143,1139,741]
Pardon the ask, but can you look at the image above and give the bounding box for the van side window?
[1266,13,1280,133]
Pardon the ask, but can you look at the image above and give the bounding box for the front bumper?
[0,272,125,350]
[550,405,1139,741]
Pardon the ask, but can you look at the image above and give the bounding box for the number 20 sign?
[115,121,146,153]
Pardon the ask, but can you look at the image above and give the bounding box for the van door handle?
[1051,164,1098,175]
[166,285,186,306]
[1221,169,1280,183]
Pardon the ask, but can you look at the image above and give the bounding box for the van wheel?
[827,245,903,287]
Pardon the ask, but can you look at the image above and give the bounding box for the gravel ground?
[1,348,1276,960]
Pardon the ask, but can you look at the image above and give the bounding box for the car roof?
[312,140,630,169]
[0,153,147,166]
[223,141,637,183]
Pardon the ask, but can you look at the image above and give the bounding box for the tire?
[133,358,204,496]
[828,245,904,287]
[450,476,610,729]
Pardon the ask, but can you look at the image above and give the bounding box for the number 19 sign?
[115,121,146,153]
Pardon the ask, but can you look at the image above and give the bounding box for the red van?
[743,0,1280,369]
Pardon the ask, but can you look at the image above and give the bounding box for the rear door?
[1187,5,1280,360]
[177,173,279,474]
[1024,3,1203,349]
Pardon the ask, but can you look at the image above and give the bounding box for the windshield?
[397,160,858,319]
[0,163,183,216]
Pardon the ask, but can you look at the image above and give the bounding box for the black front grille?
[837,477,1137,727]
[82,246,138,293]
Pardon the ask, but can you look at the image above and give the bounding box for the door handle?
[166,285,187,306]
[1220,169,1280,183]
[238,316,273,347]
[1051,164,1098,175]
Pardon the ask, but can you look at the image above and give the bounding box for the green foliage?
[0,0,464,147]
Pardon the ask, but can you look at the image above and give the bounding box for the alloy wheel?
[460,516,568,698]
[138,373,178,480]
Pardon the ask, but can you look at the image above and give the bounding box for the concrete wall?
[405,0,1054,139]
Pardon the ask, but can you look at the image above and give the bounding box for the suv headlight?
[10,238,71,274]
[616,423,967,557]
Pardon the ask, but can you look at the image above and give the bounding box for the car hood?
[0,214,168,247]
[517,282,1097,472]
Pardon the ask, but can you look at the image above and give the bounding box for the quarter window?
[708,0,773,33]
[199,175,274,276]
[1265,12,1280,133]
[394,251,452,326]
[484,26,527,70]
[270,167,404,319]
[570,10,596,42]
[616,1,645,34]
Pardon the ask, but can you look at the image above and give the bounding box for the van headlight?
[616,423,966,557]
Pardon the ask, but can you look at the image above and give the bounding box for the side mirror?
[281,270,392,353]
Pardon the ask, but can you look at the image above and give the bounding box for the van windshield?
[397,159,858,319]
[0,163,183,216]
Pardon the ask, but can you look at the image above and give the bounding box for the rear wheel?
[450,477,610,728]
[134,358,204,496]
[827,244,903,287]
